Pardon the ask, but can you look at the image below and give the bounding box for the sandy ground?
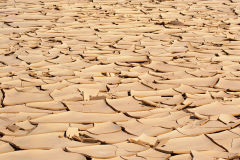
[0,0,240,159]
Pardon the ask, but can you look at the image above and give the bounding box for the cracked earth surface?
[1,0,240,159]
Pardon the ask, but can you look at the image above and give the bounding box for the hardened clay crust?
[0,0,240,159]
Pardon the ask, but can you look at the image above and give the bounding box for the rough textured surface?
[0,0,240,159]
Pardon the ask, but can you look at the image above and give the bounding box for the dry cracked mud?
[0,0,240,159]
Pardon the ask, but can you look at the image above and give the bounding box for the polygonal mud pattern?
[0,0,240,159]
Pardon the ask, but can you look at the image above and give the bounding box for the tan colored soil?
[0,0,240,159]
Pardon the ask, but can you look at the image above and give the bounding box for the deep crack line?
[0,89,5,108]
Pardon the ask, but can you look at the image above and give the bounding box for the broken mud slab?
[0,0,240,159]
